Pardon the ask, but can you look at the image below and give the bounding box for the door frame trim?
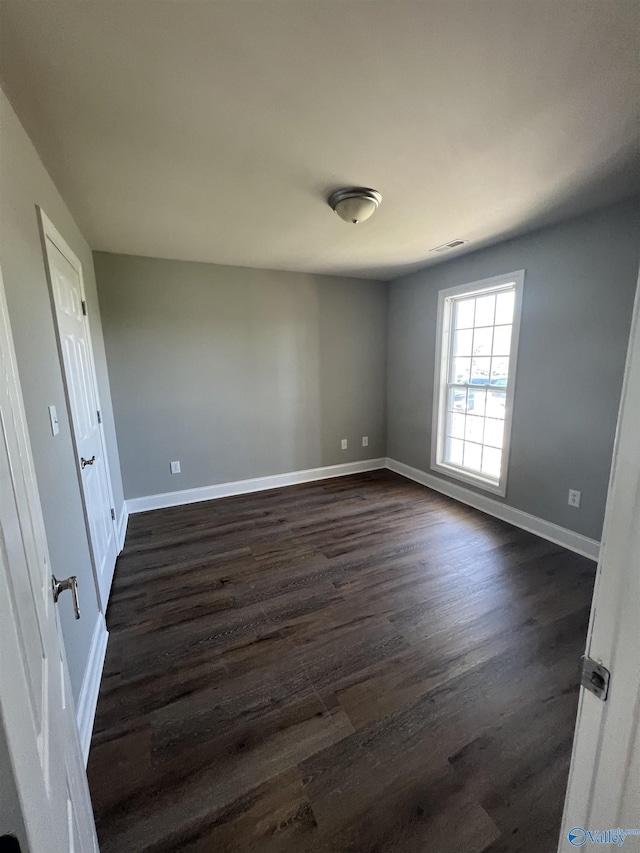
[0,261,100,849]
[37,207,118,612]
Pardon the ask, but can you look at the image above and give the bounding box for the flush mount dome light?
[328,187,382,224]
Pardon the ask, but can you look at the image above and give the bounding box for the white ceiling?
[1,1,639,280]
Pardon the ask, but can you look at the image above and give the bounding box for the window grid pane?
[452,357,471,384]
[455,298,475,330]
[468,388,486,417]
[454,329,473,357]
[474,294,496,327]
[442,284,516,483]
[472,326,493,356]
[463,441,482,471]
[492,325,512,356]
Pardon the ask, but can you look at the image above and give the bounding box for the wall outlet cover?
[170,461,181,474]
[341,439,348,450]
[362,436,369,447]
[568,489,581,508]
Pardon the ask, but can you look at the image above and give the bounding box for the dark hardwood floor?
[87,470,595,853]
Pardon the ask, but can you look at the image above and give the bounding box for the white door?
[558,267,640,850]
[0,266,98,852]
[38,209,118,611]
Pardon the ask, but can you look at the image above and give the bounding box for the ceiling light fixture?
[328,187,382,224]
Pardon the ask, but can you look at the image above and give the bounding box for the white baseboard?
[116,503,128,552]
[76,613,109,765]
[126,458,388,514]
[386,458,600,561]
[123,454,599,560]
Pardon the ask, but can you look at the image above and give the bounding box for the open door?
[38,208,118,611]
[0,266,98,849]
[559,267,640,849]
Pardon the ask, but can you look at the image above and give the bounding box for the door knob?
[80,455,95,469]
[52,575,80,620]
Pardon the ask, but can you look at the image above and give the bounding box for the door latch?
[581,656,610,701]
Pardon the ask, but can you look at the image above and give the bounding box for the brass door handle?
[52,575,80,620]
[80,455,95,469]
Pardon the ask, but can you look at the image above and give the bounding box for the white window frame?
[430,270,525,497]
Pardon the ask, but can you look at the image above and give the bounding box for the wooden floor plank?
[88,471,594,853]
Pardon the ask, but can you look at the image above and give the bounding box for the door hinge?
[581,656,610,701]
[97,409,102,424]
[110,508,116,521]
[81,300,87,316]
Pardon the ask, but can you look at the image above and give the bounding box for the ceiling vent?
[429,239,469,253]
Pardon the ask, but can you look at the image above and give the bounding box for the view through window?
[432,272,524,495]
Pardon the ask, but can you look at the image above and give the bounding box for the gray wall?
[95,253,388,499]
[0,88,125,701]
[387,198,640,541]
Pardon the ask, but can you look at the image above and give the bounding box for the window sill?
[431,461,506,497]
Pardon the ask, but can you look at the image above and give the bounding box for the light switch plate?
[48,405,60,436]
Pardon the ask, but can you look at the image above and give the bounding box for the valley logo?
[568,828,640,847]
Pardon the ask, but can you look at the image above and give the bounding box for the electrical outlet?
[568,489,581,508]
[341,439,348,450]
[170,461,181,474]
[362,436,369,447]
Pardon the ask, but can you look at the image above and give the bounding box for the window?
[431,270,524,496]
